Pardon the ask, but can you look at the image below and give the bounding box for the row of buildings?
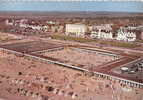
[65,24,143,42]
[5,19,143,42]
[5,19,64,33]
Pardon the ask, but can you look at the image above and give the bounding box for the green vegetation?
[50,34,139,48]
[50,34,97,43]
[136,40,143,43]
[99,41,139,48]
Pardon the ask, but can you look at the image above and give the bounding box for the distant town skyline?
[0,1,143,12]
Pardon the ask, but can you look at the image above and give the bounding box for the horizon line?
[0,11,143,13]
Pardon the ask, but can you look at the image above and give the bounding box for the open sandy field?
[0,50,142,100]
[0,32,21,42]
[37,47,119,70]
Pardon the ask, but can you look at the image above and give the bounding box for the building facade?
[116,28,136,42]
[65,24,87,37]
[90,29,113,39]
[141,32,143,40]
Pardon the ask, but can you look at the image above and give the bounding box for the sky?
[0,1,143,12]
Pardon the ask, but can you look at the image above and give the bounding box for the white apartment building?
[90,29,113,39]
[65,24,87,37]
[116,28,136,42]
[5,19,14,26]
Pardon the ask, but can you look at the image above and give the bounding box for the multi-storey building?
[90,24,113,39]
[116,27,136,42]
[65,24,87,37]
[90,29,113,39]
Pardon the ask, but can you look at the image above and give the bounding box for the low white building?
[65,24,87,37]
[116,28,136,42]
[30,25,41,30]
[19,23,27,28]
[93,24,113,31]
[19,23,46,31]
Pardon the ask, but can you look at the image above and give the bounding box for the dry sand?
[0,50,142,100]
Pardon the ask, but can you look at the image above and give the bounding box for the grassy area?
[136,40,143,43]
[50,34,97,43]
[99,41,139,48]
[49,34,140,48]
